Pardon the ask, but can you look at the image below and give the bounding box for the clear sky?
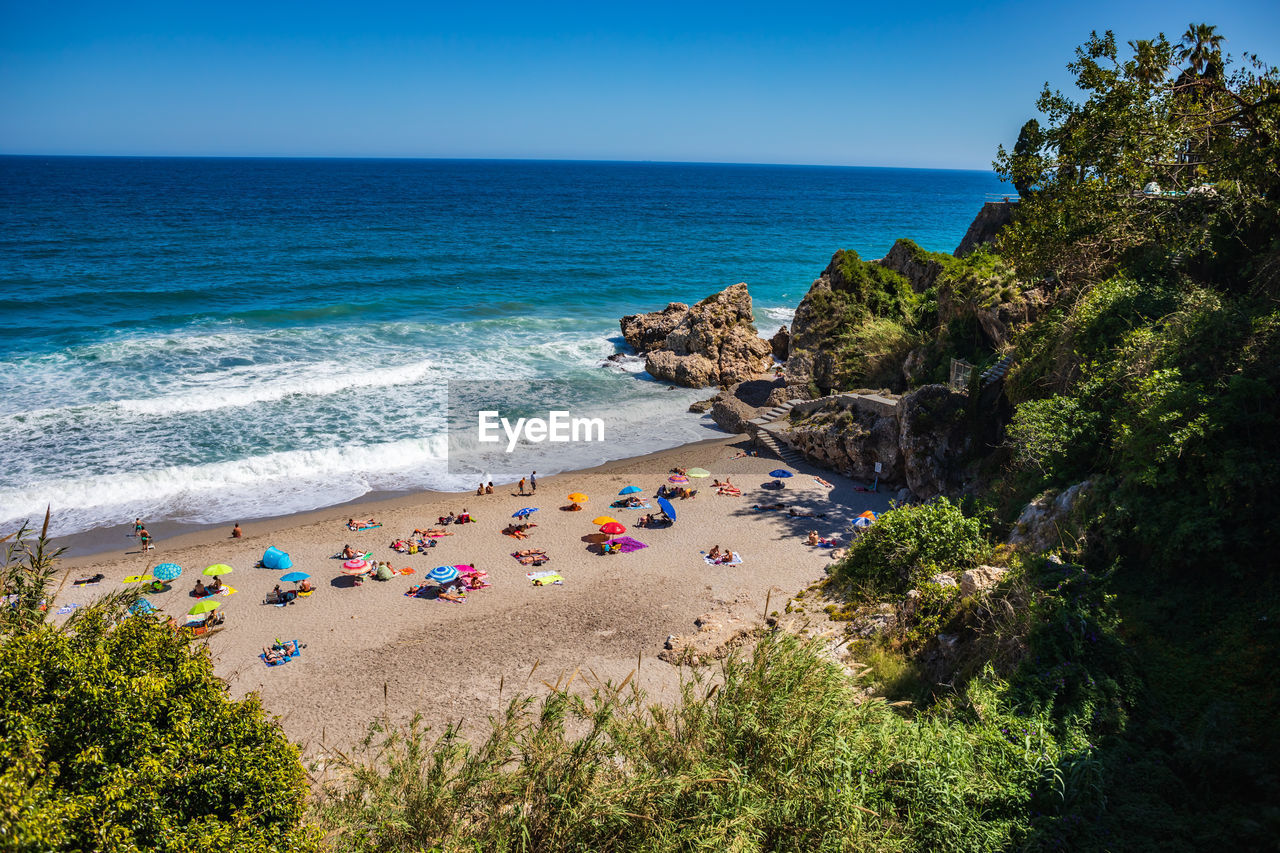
[1,1,1277,169]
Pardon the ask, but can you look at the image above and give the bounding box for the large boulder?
[769,325,790,361]
[788,400,902,482]
[896,384,973,499]
[623,284,773,388]
[621,302,688,353]
[959,565,1007,597]
[706,377,788,434]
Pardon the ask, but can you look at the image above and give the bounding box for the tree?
[0,521,318,852]
[994,28,1280,286]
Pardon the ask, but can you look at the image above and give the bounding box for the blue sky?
[1,1,1277,168]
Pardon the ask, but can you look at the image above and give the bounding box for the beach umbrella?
[852,516,875,529]
[599,522,626,535]
[130,599,156,616]
[619,486,643,495]
[857,510,878,520]
[341,564,370,576]
[769,469,794,478]
[687,467,711,478]
[592,516,619,525]
[203,564,233,576]
[342,558,367,570]
[188,600,221,616]
[656,496,677,522]
[567,492,589,503]
[512,507,539,518]
[152,562,182,582]
[429,565,460,584]
[668,474,690,484]
[280,571,310,583]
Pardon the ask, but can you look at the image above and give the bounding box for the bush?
[835,498,986,595]
[0,524,317,853]
[1007,395,1102,483]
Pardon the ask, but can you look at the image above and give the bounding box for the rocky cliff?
[785,384,975,499]
[954,201,1015,257]
[620,283,774,388]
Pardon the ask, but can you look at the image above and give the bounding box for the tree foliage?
[835,498,986,595]
[0,524,317,853]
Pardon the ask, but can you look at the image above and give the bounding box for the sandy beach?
[48,436,890,756]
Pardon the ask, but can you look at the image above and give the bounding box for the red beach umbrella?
[599,522,626,535]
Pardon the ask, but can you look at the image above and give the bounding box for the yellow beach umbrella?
[203,564,234,576]
[567,492,589,503]
[592,516,618,525]
[188,600,222,615]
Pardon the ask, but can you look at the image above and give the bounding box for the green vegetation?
[834,497,985,595]
[0,521,317,853]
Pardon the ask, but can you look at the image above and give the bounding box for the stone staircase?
[980,353,1016,387]
[747,400,804,465]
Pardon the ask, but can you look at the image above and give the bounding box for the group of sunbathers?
[512,549,549,565]
[406,568,490,600]
[657,484,697,499]
[706,545,736,564]
[437,510,474,525]
[503,522,537,539]
[347,518,380,531]
[712,477,741,496]
[613,495,646,508]
[192,577,224,597]
[475,481,496,495]
[806,531,839,547]
[391,535,437,554]
[262,639,301,664]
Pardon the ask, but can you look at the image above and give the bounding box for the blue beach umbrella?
[152,563,182,582]
[512,507,539,518]
[769,469,794,478]
[619,486,643,495]
[656,496,677,522]
[130,599,156,616]
[280,572,310,583]
[429,565,460,584]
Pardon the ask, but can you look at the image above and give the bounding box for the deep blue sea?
[0,157,1002,535]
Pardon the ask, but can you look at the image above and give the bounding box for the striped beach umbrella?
[428,565,460,584]
[668,474,690,485]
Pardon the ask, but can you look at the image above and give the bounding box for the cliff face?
[620,283,773,388]
[784,385,975,499]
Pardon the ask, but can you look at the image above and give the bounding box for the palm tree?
[1128,39,1166,87]
[1178,23,1225,78]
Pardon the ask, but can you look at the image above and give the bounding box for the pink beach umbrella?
[668,474,690,485]
[341,559,368,575]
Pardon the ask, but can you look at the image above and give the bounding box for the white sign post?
[873,462,881,492]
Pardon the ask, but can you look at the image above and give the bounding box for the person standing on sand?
[518,477,526,496]
[133,518,143,537]
[232,523,242,538]
[139,527,152,550]
[531,471,537,493]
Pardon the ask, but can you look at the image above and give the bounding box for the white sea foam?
[759,306,796,326]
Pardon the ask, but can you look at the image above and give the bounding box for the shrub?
[0,523,317,853]
[835,498,986,595]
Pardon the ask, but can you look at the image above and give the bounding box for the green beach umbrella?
[686,467,711,478]
[203,564,234,576]
[188,600,222,615]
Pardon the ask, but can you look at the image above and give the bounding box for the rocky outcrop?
[955,201,1015,257]
[706,377,788,433]
[788,401,902,482]
[1008,480,1093,552]
[896,385,973,499]
[620,284,773,388]
[770,325,790,361]
[879,239,944,294]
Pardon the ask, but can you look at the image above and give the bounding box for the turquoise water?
[0,157,1002,534]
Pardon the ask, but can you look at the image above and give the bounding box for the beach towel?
[56,603,80,615]
[814,477,834,488]
[702,551,743,566]
[197,585,237,599]
[716,487,742,497]
[333,550,373,560]
[526,570,564,586]
[123,575,153,584]
[261,639,303,665]
[348,523,382,531]
[607,536,648,553]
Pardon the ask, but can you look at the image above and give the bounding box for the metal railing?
[983,193,1021,203]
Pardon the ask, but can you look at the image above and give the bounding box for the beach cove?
[51,436,891,754]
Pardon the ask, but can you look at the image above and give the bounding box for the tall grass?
[314,634,1064,852]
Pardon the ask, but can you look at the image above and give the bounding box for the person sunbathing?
[193,579,208,597]
[341,544,358,559]
[207,577,224,593]
[73,572,105,586]
[438,588,466,603]
[716,551,735,564]
[298,579,314,593]
[625,496,643,507]
[263,646,288,665]
[752,502,787,510]
[274,639,300,655]
[732,449,757,458]
[708,545,722,560]
[347,517,379,530]
[815,477,833,488]
[807,531,820,546]
[514,549,547,557]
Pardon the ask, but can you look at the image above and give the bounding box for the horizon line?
[0,152,997,174]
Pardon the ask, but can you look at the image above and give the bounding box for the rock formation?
[896,385,974,499]
[620,283,773,388]
[769,325,790,361]
[1008,480,1093,552]
[879,239,945,293]
[954,201,1015,257]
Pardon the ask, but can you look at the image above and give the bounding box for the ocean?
[0,157,1003,537]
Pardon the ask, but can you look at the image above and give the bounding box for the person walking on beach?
[518,477,526,496]
[531,471,537,494]
[139,527,152,551]
[133,517,143,538]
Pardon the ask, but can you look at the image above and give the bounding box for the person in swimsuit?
[232,523,242,538]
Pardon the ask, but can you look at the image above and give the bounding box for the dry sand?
[50,437,890,756]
